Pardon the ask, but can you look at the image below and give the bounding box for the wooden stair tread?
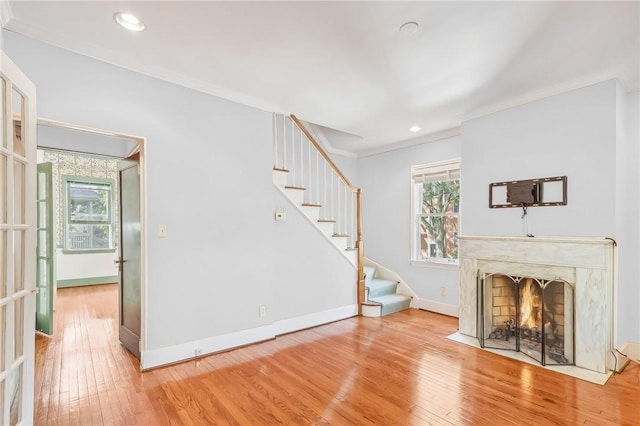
[318,219,336,223]
[273,167,289,172]
[284,185,306,191]
[301,203,322,207]
[362,301,383,306]
[332,233,349,238]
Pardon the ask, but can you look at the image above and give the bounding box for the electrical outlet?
[259,305,267,317]
[195,348,202,356]
[440,286,446,297]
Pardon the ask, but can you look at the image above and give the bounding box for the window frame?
[410,159,461,267]
[62,175,116,253]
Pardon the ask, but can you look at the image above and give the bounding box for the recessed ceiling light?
[114,12,145,32]
[400,21,419,35]
[409,125,421,132]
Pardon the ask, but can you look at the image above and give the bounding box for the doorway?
[34,119,147,361]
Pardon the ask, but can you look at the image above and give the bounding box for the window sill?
[61,248,117,255]
[410,259,459,271]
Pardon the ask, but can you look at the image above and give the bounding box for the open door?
[117,160,141,358]
[35,162,54,335]
[1,51,37,424]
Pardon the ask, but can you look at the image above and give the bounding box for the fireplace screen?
[478,274,574,366]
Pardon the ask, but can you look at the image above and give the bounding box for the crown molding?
[357,126,461,158]
[3,15,282,114]
[0,0,13,28]
[461,76,625,124]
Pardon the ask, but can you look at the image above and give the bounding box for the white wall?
[272,190,356,322]
[616,89,640,344]
[462,80,638,346]
[330,153,358,186]
[357,137,461,310]
[4,31,356,363]
[461,80,617,238]
[55,250,118,281]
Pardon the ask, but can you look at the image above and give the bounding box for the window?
[63,176,114,251]
[411,159,460,264]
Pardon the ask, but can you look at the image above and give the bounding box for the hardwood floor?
[35,284,640,425]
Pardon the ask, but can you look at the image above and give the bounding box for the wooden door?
[117,161,141,358]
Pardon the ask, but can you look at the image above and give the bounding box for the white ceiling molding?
[0,0,13,28]
[358,127,462,158]
[2,14,282,115]
[461,77,628,124]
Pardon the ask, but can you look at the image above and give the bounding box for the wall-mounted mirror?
[489,176,567,208]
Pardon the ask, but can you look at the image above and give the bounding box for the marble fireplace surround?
[458,235,616,374]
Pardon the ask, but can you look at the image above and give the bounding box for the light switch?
[158,224,168,238]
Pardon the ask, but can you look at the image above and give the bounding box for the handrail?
[290,114,357,191]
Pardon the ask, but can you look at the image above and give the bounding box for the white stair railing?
[273,113,365,312]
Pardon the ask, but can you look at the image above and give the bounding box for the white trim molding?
[0,0,13,28]
[141,304,358,370]
[412,298,459,317]
[141,325,277,370]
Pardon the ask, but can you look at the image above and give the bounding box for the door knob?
[115,258,127,271]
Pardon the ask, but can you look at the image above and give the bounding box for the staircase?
[362,264,412,317]
[273,171,358,264]
[272,114,413,317]
[272,114,365,308]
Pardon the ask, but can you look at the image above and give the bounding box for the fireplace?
[478,274,574,366]
[458,236,616,374]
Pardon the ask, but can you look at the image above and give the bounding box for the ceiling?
[3,1,639,156]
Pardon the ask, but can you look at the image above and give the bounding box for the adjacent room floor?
[35,284,640,425]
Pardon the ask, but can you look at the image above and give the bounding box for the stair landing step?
[285,186,306,191]
[369,293,412,316]
[273,167,289,172]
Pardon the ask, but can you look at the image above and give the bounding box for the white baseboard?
[141,324,276,370]
[614,341,640,372]
[411,297,458,317]
[141,304,358,370]
[274,304,358,335]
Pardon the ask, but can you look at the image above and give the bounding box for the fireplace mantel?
[458,235,616,374]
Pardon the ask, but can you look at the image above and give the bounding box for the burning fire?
[519,278,542,329]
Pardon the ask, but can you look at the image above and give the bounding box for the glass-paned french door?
[1,50,37,425]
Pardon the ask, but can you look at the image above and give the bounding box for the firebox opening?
[479,274,574,366]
